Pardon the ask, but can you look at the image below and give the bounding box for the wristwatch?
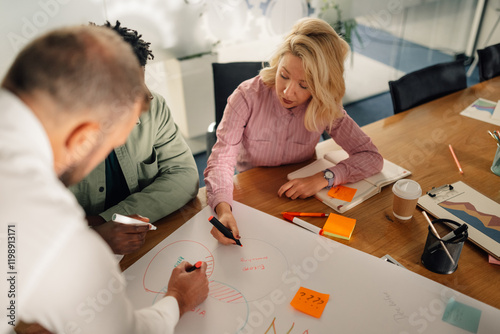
[323,169,335,189]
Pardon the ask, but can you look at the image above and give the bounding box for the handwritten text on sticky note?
[290,287,329,318]
[327,185,357,202]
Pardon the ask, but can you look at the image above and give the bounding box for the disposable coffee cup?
[392,179,422,221]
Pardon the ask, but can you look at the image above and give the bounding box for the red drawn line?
[209,284,230,292]
[211,290,231,297]
[210,285,229,290]
[212,290,236,298]
[219,292,241,300]
[211,286,231,293]
[207,281,245,304]
[212,289,234,298]
[227,295,244,303]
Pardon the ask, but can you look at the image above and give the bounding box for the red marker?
[187,261,203,272]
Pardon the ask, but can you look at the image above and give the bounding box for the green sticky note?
[442,298,482,333]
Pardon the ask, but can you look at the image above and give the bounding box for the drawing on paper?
[264,317,296,334]
[143,240,215,294]
[439,201,500,242]
[127,235,290,333]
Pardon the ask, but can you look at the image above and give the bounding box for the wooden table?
[121,76,500,309]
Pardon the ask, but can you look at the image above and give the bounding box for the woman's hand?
[211,202,241,245]
[278,172,328,199]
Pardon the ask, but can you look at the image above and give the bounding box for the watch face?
[325,171,334,179]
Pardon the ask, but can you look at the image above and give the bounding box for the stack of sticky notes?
[321,213,356,240]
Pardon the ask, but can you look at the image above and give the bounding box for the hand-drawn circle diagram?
[143,240,215,294]
[142,238,289,333]
[210,238,289,302]
[174,280,250,334]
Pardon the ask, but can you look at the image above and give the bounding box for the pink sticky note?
[488,255,500,265]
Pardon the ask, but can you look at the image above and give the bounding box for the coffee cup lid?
[392,179,422,199]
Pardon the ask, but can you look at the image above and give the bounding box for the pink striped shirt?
[204,76,383,209]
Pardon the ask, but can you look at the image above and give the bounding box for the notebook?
[417,181,500,260]
[287,150,411,213]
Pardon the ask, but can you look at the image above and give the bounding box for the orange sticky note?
[322,213,356,240]
[290,287,329,318]
[327,185,357,202]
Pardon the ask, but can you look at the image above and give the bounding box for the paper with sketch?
[123,201,499,333]
[460,98,500,126]
[492,102,500,120]
[287,150,411,213]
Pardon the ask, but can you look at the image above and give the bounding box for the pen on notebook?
[186,261,203,272]
[422,211,455,265]
[281,212,329,217]
[282,213,324,236]
[208,215,242,246]
[448,144,463,174]
[111,213,157,230]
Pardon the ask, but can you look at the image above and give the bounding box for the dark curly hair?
[91,20,154,67]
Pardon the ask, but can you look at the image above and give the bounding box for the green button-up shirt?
[69,91,199,223]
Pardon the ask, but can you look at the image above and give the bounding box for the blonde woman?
[204,18,383,245]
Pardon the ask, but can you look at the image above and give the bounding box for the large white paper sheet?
[124,202,500,334]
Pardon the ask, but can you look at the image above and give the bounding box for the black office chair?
[477,42,500,82]
[206,62,266,156]
[388,59,467,114]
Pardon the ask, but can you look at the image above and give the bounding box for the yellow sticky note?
[290,287,329,318]
[327,185,357,202]
[322,213,356,240]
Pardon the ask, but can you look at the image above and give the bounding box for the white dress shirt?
[0,89,179,334]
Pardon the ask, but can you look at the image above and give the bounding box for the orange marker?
[281,212,329,217]
[187,261,203,272]
[448,144,463,174]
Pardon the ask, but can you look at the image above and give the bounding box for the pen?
[488,130,500,144]
[494,130,500,145]
[448,144,463,174]
[111,213,157,230]
[422,211,455,265]
[282,213,324,236]
[186,261,203,272]
[208,216,242,246]
[441,224,468,242]
[281,212,329,217]
[430,224,468,253]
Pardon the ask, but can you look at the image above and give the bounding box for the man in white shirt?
[0,25,208,334]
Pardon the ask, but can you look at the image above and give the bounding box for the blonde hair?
[260,18,349,132]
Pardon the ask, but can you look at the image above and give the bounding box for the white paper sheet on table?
[124,201,500,334]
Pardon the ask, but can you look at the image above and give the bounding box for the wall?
[476,0,500,48]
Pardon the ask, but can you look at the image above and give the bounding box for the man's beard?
[58,146,101,187]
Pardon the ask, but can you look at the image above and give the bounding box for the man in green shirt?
[70,21,199,255]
